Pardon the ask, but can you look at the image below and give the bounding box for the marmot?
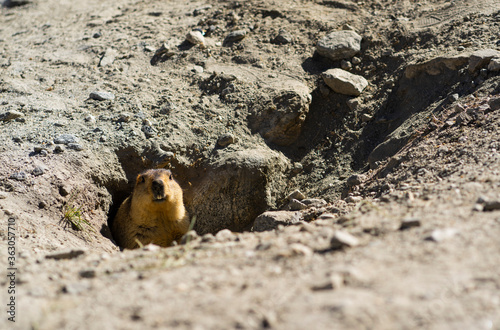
[112,169,190,249]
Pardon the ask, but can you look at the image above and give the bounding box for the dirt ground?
[1,0,500,329]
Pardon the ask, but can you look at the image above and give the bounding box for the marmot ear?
[137,175,145,184]
[169,173,173,180]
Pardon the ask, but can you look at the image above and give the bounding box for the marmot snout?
[112,169,190,249]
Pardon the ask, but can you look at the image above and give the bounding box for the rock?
[32,166,45,176]
[142,125,157,138]
[352,57,361,65]
[488,58,500,71]
[477,196,500,211]
[253,211,301,232]
[224,30,247,44]
[0,110,23,122]
[10,172,27,181]
[330,230,360,249]
[38,201,46,209]
[317,213,336,221]
[54,134,78,144]
[58,185,70,196]
[426,228,458,242]
[89,91,115,101]
[67,143,84,151]
[287,189,305,201]
[316,30,362,61]
[322,68,368,96]
[341,59,352,70]
[250,79,311,145]
[154,42,176,57]
[404,55,469,79]
[215,229,234,242]
[45,249,86,260]
[469,49,500,72]
[217,133,237,148]
[186,30,205,45]
[84,114,96,123]
[311,274,344,291]
[99,48,117,67]
[54,145,64,153]
[190,147,291,234]
[3,0,32,8]
[399,218,421,230]
[0,192,7,199]
[344,195,362,203]
[301,198,327,208]
[271,29,293,45]
[288,199,307,211]
[488,97,500,111]
[79,269,96,278]
[191,65,204,74]
[118,113,132,123]
[346,174,363,187]
[142,244,160,251]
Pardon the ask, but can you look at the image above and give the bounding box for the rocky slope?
[0,0,500,329]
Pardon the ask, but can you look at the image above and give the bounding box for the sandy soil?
[0,0,499,329]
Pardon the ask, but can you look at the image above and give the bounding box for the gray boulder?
[253,211,301,232]
[322,68,368,96]
[316,30,362,61]
[188,147,291,234]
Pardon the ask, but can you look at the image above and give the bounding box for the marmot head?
[133,169,179,203]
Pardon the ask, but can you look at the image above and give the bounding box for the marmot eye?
[138,176,145,183]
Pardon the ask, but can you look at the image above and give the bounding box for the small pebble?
[289,199,308,211]
[54,145,64,153]
[426,228,458,242]
[10,172,27,181]
[288,190,305,201]
[38,201,46,209]
[217,133,236,148]
[186,30,205,45]
[346,174,362,187]
[345,195,363,203]
[54,134,78,145]
[330,230,360,249]
[32,166,45,176]
[46,249,86,260]
[79,269,96,279]
[341,60,352,70]
[90,91,115,101]
[272,29,293,44]
[84,115,96,123]
[399,218,421,230]
[142,125,157,138]
[215,229,234,242]
[0,110,23,122]
[67,143,84,151]
[317,213,336,221]
[224,30,247,43]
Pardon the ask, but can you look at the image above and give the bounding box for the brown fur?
[112,169,189,249]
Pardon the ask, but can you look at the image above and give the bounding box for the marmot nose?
[152,180,164,196]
